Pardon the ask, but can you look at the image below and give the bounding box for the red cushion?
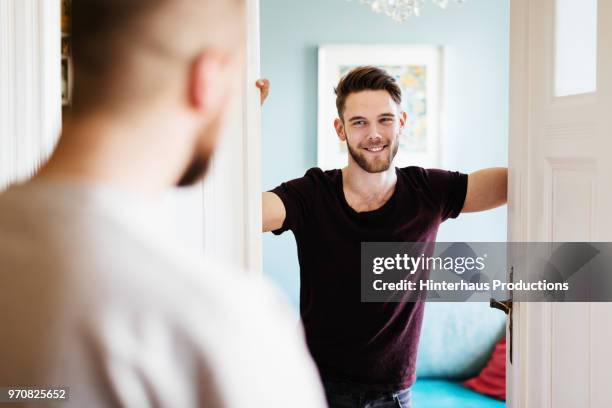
[463,337,506,400]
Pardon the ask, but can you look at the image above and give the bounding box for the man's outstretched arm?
[461,167,508,213]
[262,192,286,232]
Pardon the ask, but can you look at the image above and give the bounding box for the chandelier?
[347,0,466,22]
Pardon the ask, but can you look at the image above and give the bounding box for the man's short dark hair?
[334,66,402,120]
[71,0,164,74]
[69,0,243,113]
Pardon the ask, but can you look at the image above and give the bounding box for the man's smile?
[363,145,387,153]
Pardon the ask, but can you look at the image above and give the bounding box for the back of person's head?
[71,0,244,113]
[68,0,245,186]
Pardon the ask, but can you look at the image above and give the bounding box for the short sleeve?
[422,168,468,222]
[268,168,319,235]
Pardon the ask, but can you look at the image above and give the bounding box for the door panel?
[509,0,612,407]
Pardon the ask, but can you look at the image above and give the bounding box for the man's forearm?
[462,167,508,213]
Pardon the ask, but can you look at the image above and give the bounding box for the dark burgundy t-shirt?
[270,166,468,390]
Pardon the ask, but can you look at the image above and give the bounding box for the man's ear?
[189,50,228,116]
[399,111,408,130]
[334,118,347,141]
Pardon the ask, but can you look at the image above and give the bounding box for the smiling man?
[260,66,507,408]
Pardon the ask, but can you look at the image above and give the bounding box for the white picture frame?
[317,44,442,171]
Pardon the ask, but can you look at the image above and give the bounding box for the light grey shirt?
[0,180,326,408]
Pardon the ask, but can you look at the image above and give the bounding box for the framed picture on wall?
[317,44,442,170]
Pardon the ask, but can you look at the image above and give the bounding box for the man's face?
[336,90,406,173]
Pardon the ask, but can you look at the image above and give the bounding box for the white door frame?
[507,0,528,405]
[200,0,261,273]
[242,0,262,273]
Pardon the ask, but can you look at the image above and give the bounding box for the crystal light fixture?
[347,0,466,22]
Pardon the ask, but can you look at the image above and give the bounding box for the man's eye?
[353,121,366,126]
[381,118,394,124]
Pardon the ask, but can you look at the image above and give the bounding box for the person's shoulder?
[397,166,428,188]
[0,181,51,214]
[303,166,343,187]
[104,240,268,312]
[149,260,327,407]
[279,167,339,193]
[397,166,464,183]
[108,252,289,342]
[303,166,340,180]
[82,257,326,407]
[397,166,468,201]
[397,165,449,176]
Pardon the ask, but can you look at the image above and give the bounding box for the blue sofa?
[412,303,506,408]
[412,379,505,408]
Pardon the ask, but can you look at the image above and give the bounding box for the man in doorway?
[0,1,326,407]
[259,66,508,407]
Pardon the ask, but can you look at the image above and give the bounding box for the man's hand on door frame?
[256,79,270,105]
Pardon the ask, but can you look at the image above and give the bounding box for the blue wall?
[261,0,510,307]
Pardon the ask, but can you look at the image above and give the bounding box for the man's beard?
[176,154,211,187]
[176,117,221,187]
[346,136,400,173]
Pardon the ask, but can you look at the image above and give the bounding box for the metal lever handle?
[490,298,512,315]
[489,297,513,364]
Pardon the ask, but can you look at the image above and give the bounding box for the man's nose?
[367,127,383,142]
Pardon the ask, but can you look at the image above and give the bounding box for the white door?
[508,0,612,407]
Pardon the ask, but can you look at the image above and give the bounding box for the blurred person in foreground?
[0,1,326,407]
